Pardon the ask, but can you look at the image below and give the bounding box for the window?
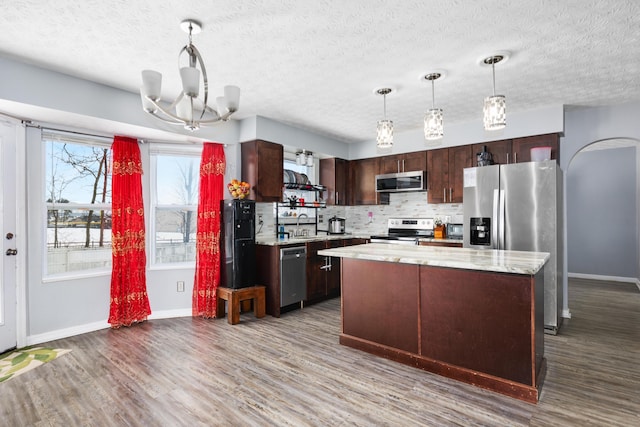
[44,132,112,276]
[151,150,201,265]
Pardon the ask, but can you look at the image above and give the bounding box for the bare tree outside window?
[44,135,112,275]
[174,159,197,244]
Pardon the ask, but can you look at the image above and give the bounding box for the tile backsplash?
[256,191,463,238]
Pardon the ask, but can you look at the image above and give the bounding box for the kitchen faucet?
[295,213,309,237]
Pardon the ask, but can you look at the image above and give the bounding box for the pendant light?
[422,72,444,142]
[482,54,507,131]
[295,150,314,167]
[375,88,393,149]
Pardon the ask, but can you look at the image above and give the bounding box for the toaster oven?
[446,223,463,240]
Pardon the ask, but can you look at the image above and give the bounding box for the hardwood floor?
[1,278,638,426]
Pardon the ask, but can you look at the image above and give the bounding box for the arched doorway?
[566,138,639,287]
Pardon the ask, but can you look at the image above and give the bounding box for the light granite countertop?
[318,243,549,275]
[256,234,370,246]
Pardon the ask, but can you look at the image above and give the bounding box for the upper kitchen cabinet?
[472,140,512,165]
[350,157,384,205]
[379,151,427,174]
[427,145,473,204]
[241,139,284,202]
[512,134,560,163]
[320,157,348,206]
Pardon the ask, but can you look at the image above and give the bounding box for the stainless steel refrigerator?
[462,160,563,334]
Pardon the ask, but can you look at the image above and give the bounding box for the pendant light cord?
[431,80,436,109]
[492,61,497,96]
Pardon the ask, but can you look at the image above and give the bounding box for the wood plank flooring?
[1,278,638,426]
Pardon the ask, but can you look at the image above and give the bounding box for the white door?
[0,121,18,353]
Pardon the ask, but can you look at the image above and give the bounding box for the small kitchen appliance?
[446,223,464,240]
[370,218,434,245]
[328,216,346,234]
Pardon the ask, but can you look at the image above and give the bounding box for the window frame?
[149,144,202,268]
[42,131,113,280]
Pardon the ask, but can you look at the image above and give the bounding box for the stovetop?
[371,218,435,240]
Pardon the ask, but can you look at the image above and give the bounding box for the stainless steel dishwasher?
[280,246,307,307]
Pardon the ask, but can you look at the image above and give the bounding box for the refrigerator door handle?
[498,189,505,250]
[492,189,499,249]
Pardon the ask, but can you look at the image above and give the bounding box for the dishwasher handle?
[280,246,306,260]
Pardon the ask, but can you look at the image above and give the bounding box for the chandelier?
[422,72,444,142]
[140,19,240,131]
[482,54,507,131]
[375,88,393,149]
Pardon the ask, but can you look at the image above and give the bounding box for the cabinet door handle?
[449,188,452,202]
[514,152,517,163]
[443,188,446,202]
[506,153,509,164]
[397,160,400,173]
[402,159,405,172]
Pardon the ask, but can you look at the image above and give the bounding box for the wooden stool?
[216,286,266,325]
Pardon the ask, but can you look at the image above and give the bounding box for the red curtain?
[108,136,151,328]
[193,143,226,317]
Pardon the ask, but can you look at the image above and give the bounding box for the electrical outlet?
[177,281,185,292]
[258,214,264,225]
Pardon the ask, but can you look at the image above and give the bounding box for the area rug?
[0,347,72,383]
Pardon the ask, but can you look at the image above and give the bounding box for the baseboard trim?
[26,309,194,346]
[568,272,638,285]
[27,320,110,346]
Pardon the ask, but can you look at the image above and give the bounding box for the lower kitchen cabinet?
[255,244,283,317]
[306,239,342,305]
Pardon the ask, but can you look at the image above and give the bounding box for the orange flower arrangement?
[227,179,250,199]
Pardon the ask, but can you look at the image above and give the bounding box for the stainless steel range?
[370,218,434,245]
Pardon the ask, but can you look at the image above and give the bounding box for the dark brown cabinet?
[512,134,560,163]
[306,239,342,305]
[255,244,282,317]
[472,139,513,165]
[349,157,382,205]
[241,139,283,202]
[379,151,427,174]
[320,157,348,205]
[427,145,473,204]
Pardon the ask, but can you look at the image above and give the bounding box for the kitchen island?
[317,243,549,403]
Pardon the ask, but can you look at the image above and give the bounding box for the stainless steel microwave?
[375,170,426,193]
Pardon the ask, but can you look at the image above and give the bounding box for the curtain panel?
[193,143,226,317]
[108,136,151,327]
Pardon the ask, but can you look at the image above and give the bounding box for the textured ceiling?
[1,0,640,143]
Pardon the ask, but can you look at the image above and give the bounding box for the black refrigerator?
[220,199,256,289]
